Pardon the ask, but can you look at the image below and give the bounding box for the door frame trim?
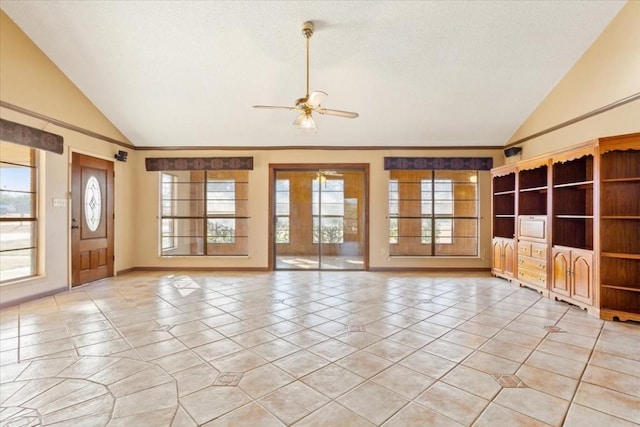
[268,163,370,271]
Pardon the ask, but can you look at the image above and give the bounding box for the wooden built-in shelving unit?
[599,138,640,321]
[491,132,640,321]
[491,166,516,279]
[516,160,550,295]
[550,148,595,311]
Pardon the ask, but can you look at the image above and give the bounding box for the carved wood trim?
[551,146,595,165]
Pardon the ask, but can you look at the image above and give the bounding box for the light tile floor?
[1,271,639,426]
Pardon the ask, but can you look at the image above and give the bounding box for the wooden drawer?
[518,242,531,257]
[518,216,547,241]
[517,267,547,287]
[518,256,546,272]
[531,243,547,260]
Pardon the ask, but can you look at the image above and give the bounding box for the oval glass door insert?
[84,176,102,231]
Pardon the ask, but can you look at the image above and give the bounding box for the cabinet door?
[552,249,571,296]
[503,240,515,277]
[571,251,593,305]
[492,239,504,272]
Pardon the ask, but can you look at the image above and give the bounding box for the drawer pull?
[539,264,544,268]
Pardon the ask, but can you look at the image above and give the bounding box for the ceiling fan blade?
[253,105,296,111]
[306,91,328,108]
[293,114,304,125]
[317,108,359,119]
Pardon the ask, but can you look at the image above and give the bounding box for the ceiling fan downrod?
[302,21,314,99]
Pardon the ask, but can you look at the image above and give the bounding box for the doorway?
[71,153,114,286]
[270,164,368,270]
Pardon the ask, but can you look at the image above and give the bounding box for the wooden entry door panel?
[71,153,114,286]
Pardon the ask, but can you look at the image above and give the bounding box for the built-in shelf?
[601,252,640,260]
[601,284,640,292]
[601,216,640,220]
[555,215,594,219]
[494,190,516,196]
[601,177,640,183]
[519,186,548,193]
[553,180,594,189]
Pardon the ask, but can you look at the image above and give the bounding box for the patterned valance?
[0,118,64,154]
[384,157,493,171]
[145,157,253,171]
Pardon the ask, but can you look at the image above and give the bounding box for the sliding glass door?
[272,166,367,270]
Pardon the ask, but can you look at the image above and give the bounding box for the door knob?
[71,219,80,230]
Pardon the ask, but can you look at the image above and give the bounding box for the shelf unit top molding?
[517,157,550,172]
[599,132,640,153]
[552,146,596,164]
[491,164,517,177]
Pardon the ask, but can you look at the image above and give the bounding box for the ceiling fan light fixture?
[299,113,316,131]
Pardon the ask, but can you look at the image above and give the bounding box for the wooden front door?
[71,153,114,286]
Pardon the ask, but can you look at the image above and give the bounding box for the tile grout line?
[453,284,554,426]
[82,285,192,426]
[558,321,640,425]
[557,318,604,426]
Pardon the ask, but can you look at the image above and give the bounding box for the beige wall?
[134,149,500,270]
[507,1,640,160]
[0,11,136,305]
[0,9,500,307]
[3,2,638,305]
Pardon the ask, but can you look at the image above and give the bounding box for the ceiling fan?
[253,21,359,131]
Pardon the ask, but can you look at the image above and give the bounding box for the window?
[160,170,248,256]
[389,179,399,244]
[161,173,177,250]
[275,179,290,244]
[421,179,453,244]
[207,179,236,244]
[389,170,478,256]
[0,141,37,283]
[312,178,344,244]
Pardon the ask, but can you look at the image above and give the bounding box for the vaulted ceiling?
[1,1,626,148]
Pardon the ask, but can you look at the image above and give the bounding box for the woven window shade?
[384,157,493,170]
[0,118,63,154]
[145,157,253,171]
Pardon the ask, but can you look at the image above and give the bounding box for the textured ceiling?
[1,1,626,148]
